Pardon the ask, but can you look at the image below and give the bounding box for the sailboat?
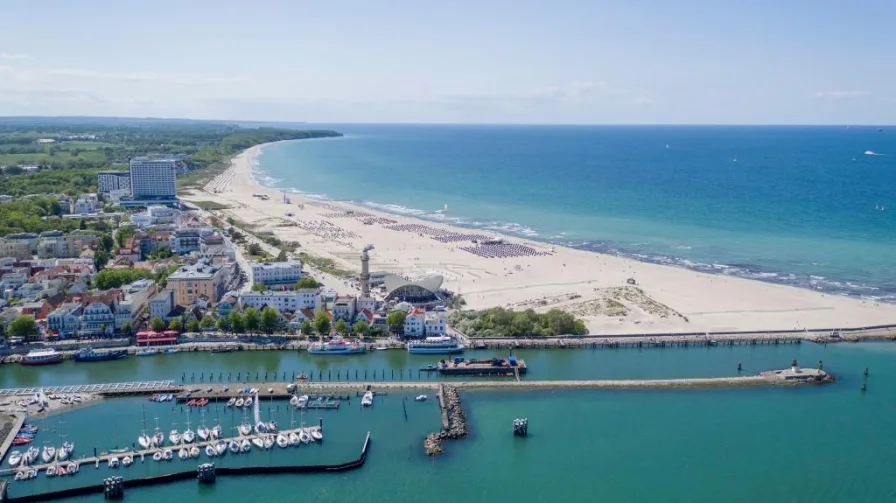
[168,422,181,445]
[183,416,195,443]
[239,439,251,452]
[138,405,152,449]
[251,437,264,449]
[152,417,164,447]
[276,433,289,448]
[178,447,189,460]
[253,392,267,434]
[196,408,210,441]
[205,445,217,458]
[41,445,56,463]
[263,435,274,449]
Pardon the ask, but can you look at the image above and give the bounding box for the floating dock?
[437,357,527,377]
[0,425,324,479]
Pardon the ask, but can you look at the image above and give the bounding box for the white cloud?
[0,53,31,60]
[1,65,250,85]
[813,91,870,99]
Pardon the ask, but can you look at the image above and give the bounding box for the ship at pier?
[307,337,367,355]
[407,336,464,355]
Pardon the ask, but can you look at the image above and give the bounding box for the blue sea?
[252,125,896,301]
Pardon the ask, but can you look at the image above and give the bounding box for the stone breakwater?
[424,385,468,455]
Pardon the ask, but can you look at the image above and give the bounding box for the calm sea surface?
[254,125,896,301]
[3,345,896,502]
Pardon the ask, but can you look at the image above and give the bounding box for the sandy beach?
[182,142,896,334]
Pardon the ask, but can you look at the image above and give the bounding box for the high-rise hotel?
[129,157,177,199]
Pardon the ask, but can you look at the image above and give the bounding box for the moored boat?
[122,456,132,467]
[152,452,163,462]
[108,457,119,468]
[163,449,173,461]
[407,336,464,355]
[73,348,128,363]
[251,437,264,449]
[361,391,374,407]
[190,446,200,458]
[205,445,217,457]
[21,349,63,366]
[277,433,289,448]
[311,430,322,441]
[299,430,311,444]
[308,336,366,355]
[135,349,158,357]
[197,426,210,441]
[8,451,22,467]
[288,432,300,446]
[415,394,428,401]
[263,435,274,449]
[239,439,251,452]
[178,448,189,460]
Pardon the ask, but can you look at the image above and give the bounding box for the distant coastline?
[248,133,896,304]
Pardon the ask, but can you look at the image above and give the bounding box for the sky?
[0,0,894,124]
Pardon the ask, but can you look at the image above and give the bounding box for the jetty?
[2,432,370,503]
[424,385,468,455]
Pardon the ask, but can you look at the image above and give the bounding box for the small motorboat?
[267,421,278,432]
[276,434,289,448]
[299,430,311,444]
[42,446,56,463]
[251,437,264,449]
[311,430,323,441]
[8,451,22,467]
[255,422,267,434]
[108,457,119,468]
[163,449,173,461]
[415,394,428,402]
[163,347,180,354]
[238,424,251,436]
[297,395,308,408]
[183,429,195,443]
[244,397,254,408]
[215,441,227,456]
[190,446,200,458]
[228,440,240,454]
[27,446,39,463]
[289,395,300,407]
[152,452,163,462]
[136,349,158,357]
[138,434,151,449]
[169,430,181,445]
[239,439,251,453]
[361,391,374,407]
[45,466,56,477]
[288,432,300,446]
[263,435,274,449]
[267,387,274,393]
[178,448,189,460]
[234,398,244,408]
[122,456,132,467]
[227,397,236,407]
[205,445,217,458]
[152,432,164,447]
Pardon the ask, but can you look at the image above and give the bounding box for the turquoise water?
[4,345,896,502]
[255,125,896,300]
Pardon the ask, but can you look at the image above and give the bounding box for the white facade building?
[239,288,320,313]
[72,193,100,214]
[47,302,82,337]
[424,312,447,336]
[80,302,116,336]
[129,157,177,199]
[97,171,131,195]
[115,279,157,329]
[250,261,302,287]
[404,309,425,337]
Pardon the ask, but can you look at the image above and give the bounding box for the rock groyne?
[424,385,468,455]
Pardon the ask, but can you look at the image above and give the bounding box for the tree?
[386,311,406,336]
[93,268,154,290]
[294,277,321,289]
[115,226,135,248]
[244,307,260,333]
[186,319,200,333]
[334,319,348,335]
[168,318,183,333]
[200,315,215,331]
[260,306,279,334]
[247,243,262,256]
[251,283,267,292]
[216,316,230,332]
[100,323,108,336]
[314,312,331,335]
[353,320,369,338]
[276,250,288,262]
[94,250,110,271]
[229,310,246,333]
[370,325,383,337]
[121,321,133,335]
[300,319,313,336]
[49,199,63,216]
[8,315,38,339]
[150,317,166,332]
[99,234,114,253]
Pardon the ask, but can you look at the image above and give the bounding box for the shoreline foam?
[183,140,896,334]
